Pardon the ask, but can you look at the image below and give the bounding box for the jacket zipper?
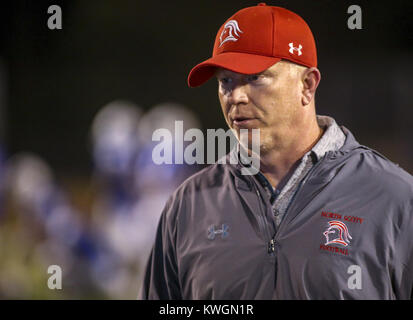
[245,152,332,255]
[268,238,275,254]
[274,153,331,241]
[251,181,274,255]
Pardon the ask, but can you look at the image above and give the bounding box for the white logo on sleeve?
[288,42,303,56]
[219,20,243,47]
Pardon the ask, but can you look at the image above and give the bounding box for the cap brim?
[187,52,281,87]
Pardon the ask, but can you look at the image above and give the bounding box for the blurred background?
[0,0,411,299]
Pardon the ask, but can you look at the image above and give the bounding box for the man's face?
[216,61,305,153]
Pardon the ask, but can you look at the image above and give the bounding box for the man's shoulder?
[359,146,411,179]
[346,145,413,197]
[177,162,232,193]
[167,162,233,203]
[338,126,412,191]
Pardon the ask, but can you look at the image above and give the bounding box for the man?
[139,4,413,299]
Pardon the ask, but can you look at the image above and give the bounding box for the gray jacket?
[139,127,413,300]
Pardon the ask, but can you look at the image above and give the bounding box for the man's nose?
[228,84,249,106]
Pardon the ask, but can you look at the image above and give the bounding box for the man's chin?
[259,145,272,156]
[234,130,270,154]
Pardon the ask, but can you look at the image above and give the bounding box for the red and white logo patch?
[323,220,352,247]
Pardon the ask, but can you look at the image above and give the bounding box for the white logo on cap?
[288,42,303,56]
[219,20,243,47]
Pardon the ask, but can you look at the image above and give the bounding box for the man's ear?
[301,67,321,106]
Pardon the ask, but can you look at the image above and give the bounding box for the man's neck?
[259,124,324,189]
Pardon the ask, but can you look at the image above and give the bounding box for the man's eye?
[247,74,260,82]
[219,77,232,84]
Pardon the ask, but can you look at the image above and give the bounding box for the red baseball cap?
[187,3,317,87]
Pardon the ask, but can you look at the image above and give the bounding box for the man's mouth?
[232,116,258,127]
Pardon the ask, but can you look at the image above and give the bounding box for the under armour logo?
[207,224,229,240]
[288,42,303,56]
[219,20,243,47]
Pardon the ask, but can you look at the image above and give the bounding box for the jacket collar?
[226,125,363,184]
